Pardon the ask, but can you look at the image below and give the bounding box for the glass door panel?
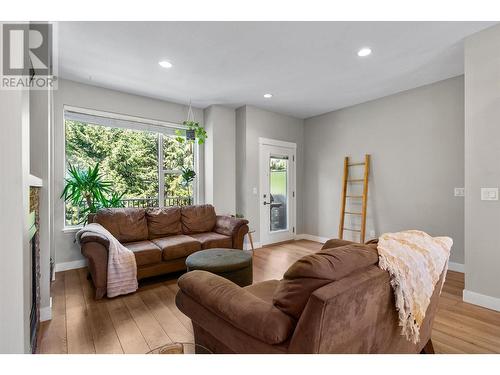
[269,156,288,232]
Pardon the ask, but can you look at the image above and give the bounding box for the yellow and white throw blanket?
[377,230,452,344]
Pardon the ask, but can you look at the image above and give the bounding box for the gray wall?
[204,105,236,215]
[464,24,500,299]
[0,88,31,353]
[54,77,466,267]
[235,106,247,217]
[52,79,204,265]
[303,76,465,264]
[236,105,304,243]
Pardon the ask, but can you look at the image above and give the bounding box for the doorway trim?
[258,137,297,246]
[258,137,297,150]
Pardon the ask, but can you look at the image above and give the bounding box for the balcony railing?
[120,196,193,208]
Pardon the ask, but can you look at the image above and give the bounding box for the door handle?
[263,201,272,206]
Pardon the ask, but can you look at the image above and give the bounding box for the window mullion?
[193,143,198,204]
[158,133,164,207]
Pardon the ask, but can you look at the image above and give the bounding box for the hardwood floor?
[37,240,500,354]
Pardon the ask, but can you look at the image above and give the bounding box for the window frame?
[63,105,199,229]
[159,134,199,207]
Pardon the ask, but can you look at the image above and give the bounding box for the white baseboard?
[448,261,465,273]
[295,234,329,243]
[244,241,262,250]
[463,289,500,312]
[55,259,87,272]
[40,297,52,322]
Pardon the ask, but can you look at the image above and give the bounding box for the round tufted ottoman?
[185,248,253,287]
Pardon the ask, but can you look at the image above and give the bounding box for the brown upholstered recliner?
[175,239,445,354]
[79,204,249,299]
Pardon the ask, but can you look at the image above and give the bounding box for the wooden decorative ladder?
[338,154,371,243]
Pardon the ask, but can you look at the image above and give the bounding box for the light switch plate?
[481,187,498,201]
[252,187,258,195]
[454,188,465,197]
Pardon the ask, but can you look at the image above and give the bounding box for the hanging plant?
[175,101,208,144]
[175,120,207,144]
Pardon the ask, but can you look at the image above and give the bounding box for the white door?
[259,138,296,246]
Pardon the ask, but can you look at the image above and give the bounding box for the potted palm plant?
[61,163,125,224]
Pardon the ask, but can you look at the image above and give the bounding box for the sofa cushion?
[273,243,379,319]
[123,240,162,267]
[181,204,216,234]
[146,207,182,239]
[153,235,202,261]
[189,232,232,249]
[245,280,280,303]
[94,208,148,243]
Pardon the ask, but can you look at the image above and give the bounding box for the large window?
[64,108,197,227]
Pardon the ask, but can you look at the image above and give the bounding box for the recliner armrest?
[177,270,294,345]
[321,238,355,250]
[214,216,249,237]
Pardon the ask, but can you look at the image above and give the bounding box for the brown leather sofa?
[175,239,445,354]
[79,204,249,299]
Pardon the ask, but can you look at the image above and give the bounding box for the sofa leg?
[420,339,435,354]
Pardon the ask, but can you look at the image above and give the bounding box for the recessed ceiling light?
[159,60,173,69]
[263,93,273,98]
[357,47,372,57]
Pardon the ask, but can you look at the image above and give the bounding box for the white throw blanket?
[377,230,452,344]
[76,223,138,298]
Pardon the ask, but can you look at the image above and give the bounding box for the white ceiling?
[57,21,496,119]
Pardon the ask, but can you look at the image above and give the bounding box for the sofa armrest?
[78,227,110,300]
[214,216,249,249]
[177,270,295,344]
[214,216,249,236]
[80,241,108,299]
[79,231,110,249]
